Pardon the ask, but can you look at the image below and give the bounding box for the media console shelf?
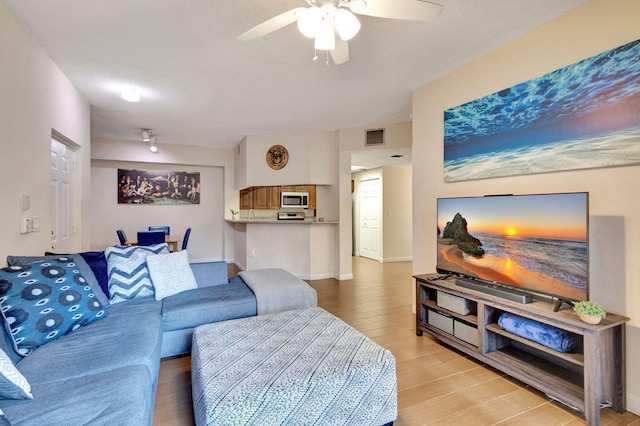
[415,274,629,426]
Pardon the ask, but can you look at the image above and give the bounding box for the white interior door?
[51,138,74,253]
[359,178,381,261]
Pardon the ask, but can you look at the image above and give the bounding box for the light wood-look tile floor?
[153,257,639,426]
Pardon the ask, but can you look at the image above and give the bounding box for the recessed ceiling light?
[351,165,365,171]
[121,88,141,102]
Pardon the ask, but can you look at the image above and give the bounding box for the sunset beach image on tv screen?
[437,193,588,301]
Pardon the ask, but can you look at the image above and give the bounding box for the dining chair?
[137,231,166,246]
[116,229,127,245]
[181,228,191,251]
[148,226,170,235]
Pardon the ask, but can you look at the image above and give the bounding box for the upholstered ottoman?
[191,307,397,426]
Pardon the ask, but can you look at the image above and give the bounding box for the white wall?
[0,2,91,264]
[91,138,236,263]
[337,122,413,278]
[241,129,337,187]
[412,0,640,413]
[382,167,412,262]
[91,161,223,262]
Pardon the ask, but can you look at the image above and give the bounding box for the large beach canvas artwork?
[443,38,640,182]
[437,193,588,301]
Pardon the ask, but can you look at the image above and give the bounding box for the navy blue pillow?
[78,252,109,298]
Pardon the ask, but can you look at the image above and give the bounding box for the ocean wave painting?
[444,38,640,182]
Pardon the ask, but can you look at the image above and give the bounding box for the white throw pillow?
[147,250,198,300]
[0,347,32,400]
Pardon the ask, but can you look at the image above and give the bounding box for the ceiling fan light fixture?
[148,137,159,154]
[142,129,151,142]
[314,22,335,51]
[334,9,360,41]
[297,6,322,38]
[121,87,141,103]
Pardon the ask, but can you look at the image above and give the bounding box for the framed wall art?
[118,169,200,205]
[443,38,640,182]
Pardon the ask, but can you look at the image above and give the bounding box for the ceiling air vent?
[365,128,385,146]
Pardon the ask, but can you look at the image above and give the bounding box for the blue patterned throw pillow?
[0,258,108,356]
[105,243,169,304]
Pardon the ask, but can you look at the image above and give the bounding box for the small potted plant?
[573,300,606,325]
[229,208,238,220]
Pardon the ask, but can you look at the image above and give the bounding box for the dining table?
[125,234,181,252]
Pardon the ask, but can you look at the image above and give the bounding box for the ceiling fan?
[237,0,443,65]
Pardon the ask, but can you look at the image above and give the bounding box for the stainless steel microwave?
[281,191,309,209]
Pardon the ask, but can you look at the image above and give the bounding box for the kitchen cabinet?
[268,186,281,209]
[240,185,316,210]
[240,186,281,210]
[307,186,316,210]
[240,188,254,210]
[281,185,308,193]
[253,187,268,209]
[254,186,280,210]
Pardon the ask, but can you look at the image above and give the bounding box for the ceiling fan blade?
[348,0,442,22]
[331,39,350,65]
[238,7,307,41]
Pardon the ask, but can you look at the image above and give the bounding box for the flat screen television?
[436,192,588,302]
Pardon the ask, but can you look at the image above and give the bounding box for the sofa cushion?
[105,243,169,303]
[16,297,162,384]
[0,260,108,356]
[147,250,197,300]
[2,365,155,426]
[189,261,229,287]
[7,254,110,308]
[162,281,256,332]
[0,347,32,400]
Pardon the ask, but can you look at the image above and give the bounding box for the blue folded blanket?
[497,312,579,353]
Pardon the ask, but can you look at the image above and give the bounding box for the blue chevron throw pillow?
[105,244,169,304]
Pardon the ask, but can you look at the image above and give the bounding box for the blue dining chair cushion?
[148,226,170,235]
[137,231,166,246]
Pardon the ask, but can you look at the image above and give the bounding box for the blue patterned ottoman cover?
[191,307,397,426]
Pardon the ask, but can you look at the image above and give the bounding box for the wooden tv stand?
[414,274,629,426]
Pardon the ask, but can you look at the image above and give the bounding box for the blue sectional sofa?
[0,253,256,426]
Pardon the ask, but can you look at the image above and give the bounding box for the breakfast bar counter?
[227,218,337,280]
[225,218,337,225]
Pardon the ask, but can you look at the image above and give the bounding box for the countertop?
[226,218,338,225]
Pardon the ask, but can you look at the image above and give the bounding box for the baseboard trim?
[628,393,640,416]
[338,273,353,280]
[306,273,334,280]
[382,256,412,263]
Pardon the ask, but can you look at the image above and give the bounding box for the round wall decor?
[266,144,288,170]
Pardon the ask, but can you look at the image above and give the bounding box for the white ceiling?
[4,0,587,168]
